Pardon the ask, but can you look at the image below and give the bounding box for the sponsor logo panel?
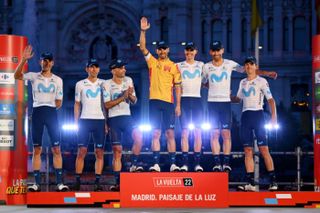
[0,87,15,100]
[0,119,14,131]
[0,135,14,147]
[0,73,15,85]
[0,103,16,116]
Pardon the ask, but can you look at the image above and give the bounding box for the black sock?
[75,173,81,184]
[95,174,101,184]
[268,170,276,183]
[246,172,255,185]
[114,171,120,185]
[213,155,221,166]
[153,151,160,164]
[223,154,230,166]
[182,152,188,165]
[194,152,201,166]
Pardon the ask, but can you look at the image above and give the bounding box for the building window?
[201,20,208,54]
[283,17,289,51]
[89,35,117,62]
[268,18,273,51]
[227,19,232,53]
[241,19,247,52]
[293,16,306,51]
[211,19,222,43]
[160,17,169,42]
[291,84,310,111]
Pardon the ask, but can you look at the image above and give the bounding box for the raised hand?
[122,89,129,100]
[140,17,150,31]
[22,45,34,60]
[269,71,278,80]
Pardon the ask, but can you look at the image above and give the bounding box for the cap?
[156,41,169,49]
[244,56,257,64]
[210,41,223,51]
[40,52,53,61]
[86,58,99,67]
[109,59,127,70]
[185,41,196,50]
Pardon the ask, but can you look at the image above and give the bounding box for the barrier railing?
[27,146,314,191]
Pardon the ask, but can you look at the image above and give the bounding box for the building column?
[232,0,241,59]
[273,0,283,58]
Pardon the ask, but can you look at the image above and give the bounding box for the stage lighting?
[62,124,78,131]
[188,123,195,130]
[201,122,211,131]
[264,123,280,130]
[138,124,152,132]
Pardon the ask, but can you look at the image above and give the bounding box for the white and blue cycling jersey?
[236,76,273,112]
[102,76,136,118]
[176,60,204,98]
[75,78,105,119]
[202,59,244,102]
[23,72,63,108]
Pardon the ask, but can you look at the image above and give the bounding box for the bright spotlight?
[62,124,78,131]
[201,122,211,131]
[138,124,152,132]
[264,123,280,130]
[188,123,195,130]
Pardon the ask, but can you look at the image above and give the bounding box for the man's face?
[210,48,224,61]
[156,47,169,59]
[112,66,126,78]
[184,49,197,61]
[40,59,54,72]
[244,62,257,75]
[86,65,100,78]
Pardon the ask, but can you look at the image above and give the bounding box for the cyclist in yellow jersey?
[140,16,182,172]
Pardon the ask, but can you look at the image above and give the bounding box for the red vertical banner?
[0,35,28,204]
[312,35,320,192]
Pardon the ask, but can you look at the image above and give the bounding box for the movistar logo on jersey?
[38,83,55,93]
[103,91,110,99]
[112,92,121,100]
[182,69,201,79]
[86,88,101,98]
[242,87,256,97]
[210,72,228,83]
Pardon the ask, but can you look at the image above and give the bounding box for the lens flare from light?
[201,122,211,131]
[138,124,152,132]
[62,124,78,131]
[188,123,195,130]
[264,123,280,130]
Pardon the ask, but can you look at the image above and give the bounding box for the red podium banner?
[0,35,28,204]
[120,172,228,208]
[312,35,320,192]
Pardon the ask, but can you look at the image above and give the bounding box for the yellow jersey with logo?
[145,53,181,103]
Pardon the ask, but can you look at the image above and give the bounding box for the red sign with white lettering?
[0,87,15,100]
[120,172,228,208]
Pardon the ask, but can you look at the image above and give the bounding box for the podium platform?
[27,173,320,208]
